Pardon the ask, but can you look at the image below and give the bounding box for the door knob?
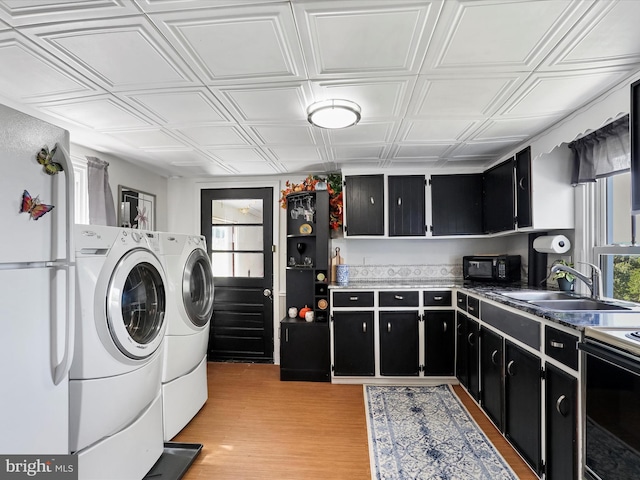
[263,288,272,297]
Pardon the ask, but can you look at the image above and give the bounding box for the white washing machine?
[71,225,167,480]
[158,233,214,440]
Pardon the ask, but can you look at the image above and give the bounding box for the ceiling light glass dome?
[307,99,361,129]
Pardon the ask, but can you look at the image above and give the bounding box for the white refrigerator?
[0,103,75,454]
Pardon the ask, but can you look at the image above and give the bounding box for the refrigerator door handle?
[52,264,75,386]
[51,142,75,386]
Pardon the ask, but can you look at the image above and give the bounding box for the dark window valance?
[569,115,630,185]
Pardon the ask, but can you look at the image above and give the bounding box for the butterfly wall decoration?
[134,205,148,230]
[36,145,63,175]
[20,190,54,220]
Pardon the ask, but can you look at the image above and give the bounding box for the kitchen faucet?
[550,262,603,299]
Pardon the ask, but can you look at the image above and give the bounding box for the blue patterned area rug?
[364,385,518,480]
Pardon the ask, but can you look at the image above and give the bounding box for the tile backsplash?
[346,263,463,283]
[342,262,529,284]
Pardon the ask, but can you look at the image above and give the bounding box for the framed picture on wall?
[118,185,155,231]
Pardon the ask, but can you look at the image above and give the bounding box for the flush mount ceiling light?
[307,99,361,129]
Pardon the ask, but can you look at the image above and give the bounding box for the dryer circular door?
[106,248,166,359]
[182,248,214,327]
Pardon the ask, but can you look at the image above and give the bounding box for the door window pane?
[211,199,263,225]
[211,252,264,278]
[211,226,263,250]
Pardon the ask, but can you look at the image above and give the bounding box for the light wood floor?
[174,362,537,480]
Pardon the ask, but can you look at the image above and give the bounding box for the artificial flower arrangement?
[280,173,343,231]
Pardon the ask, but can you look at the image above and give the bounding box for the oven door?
[580,340,640,480]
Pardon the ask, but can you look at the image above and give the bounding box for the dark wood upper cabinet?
[483,158,515,233]
[388,175,425,236]
[515,146,532,228]
[431,174,483,235]
[345,174,384,236]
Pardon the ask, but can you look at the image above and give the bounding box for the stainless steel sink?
[499,291,576,302]
[529,299,631,311]
[497,290,638,312]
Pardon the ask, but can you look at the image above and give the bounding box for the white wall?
[70,143,169,231]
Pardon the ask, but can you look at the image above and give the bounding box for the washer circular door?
[182,248,214,328]
[106,249,166,359]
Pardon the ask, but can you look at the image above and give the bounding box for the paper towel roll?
[533,235,571,254]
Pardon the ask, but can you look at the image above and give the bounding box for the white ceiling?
[1,0,639,178]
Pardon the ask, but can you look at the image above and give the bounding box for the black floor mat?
[143,442,203,480]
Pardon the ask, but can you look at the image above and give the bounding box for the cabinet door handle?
[397,197,402,206]
[458,297,464,304]
[434,296,443,301]
[394,295,404,300]
[285,328,289,343]
[519,177,526,190]
[349,296,359,301]
[442,321,448,333]
[387,322,392,333]
[467,332,475,346]
[468,305,475,312]
[362,322,367,333]
[556,394,568,416]
[550,340,564,349]
[491,349,499,366]
[370,196,375,205]
[506,360,515,376]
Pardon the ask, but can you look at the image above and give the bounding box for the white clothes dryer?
[71,225,166,479]
[158,233,214,440]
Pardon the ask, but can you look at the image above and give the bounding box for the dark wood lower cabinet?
[480,327,504,431]
[379,311,419,376]
[545,363,577,480]
[280,320,330,382]
[424,310,455,376]
[505,340,542,475]
[456,313,479,400]
[456,312,468,387]
[467,318,480,400]
[332,311,375,376]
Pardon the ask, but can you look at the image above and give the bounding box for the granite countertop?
[466,284,640,331]
[329,280,640,332]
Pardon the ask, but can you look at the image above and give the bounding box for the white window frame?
[590,175,640,298]
[71,154,89,225]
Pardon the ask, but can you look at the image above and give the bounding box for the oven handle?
[579,340,640,376]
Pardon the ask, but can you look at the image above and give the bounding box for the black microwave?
[463,255,521,282]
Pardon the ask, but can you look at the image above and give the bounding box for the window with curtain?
[594,172,640,302]
[575,115,640,302]
[570,115,629,185]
